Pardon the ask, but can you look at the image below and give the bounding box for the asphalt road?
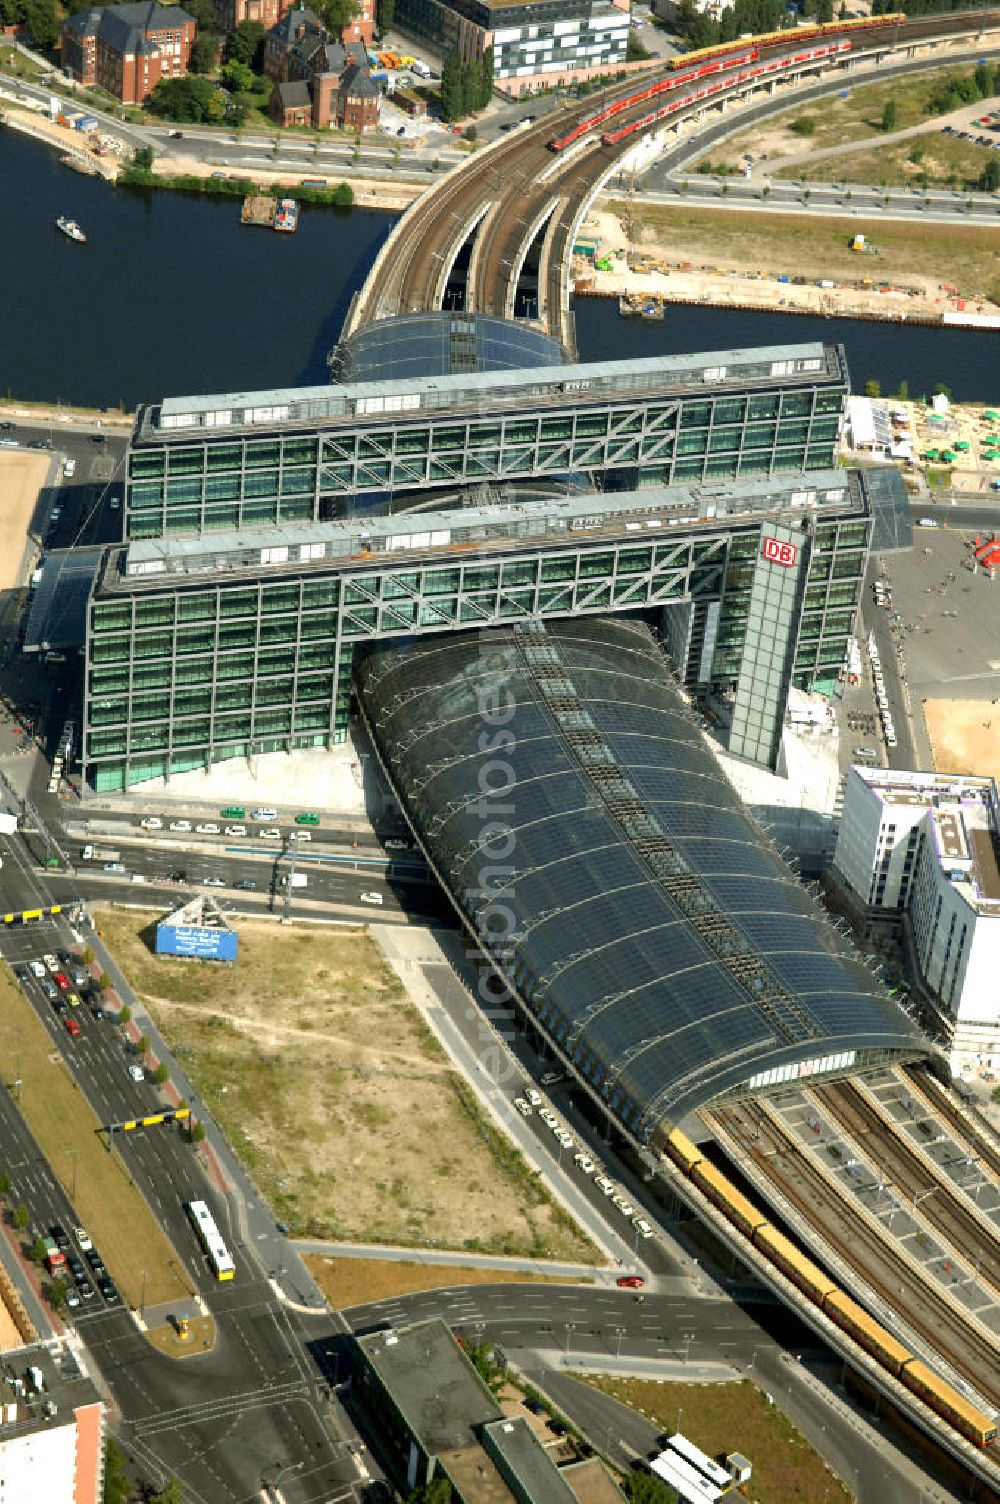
[0,896,375,1503]
[342,1284,968,1504]
[640,173,1000,227]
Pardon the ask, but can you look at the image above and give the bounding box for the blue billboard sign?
[155,924,238,961]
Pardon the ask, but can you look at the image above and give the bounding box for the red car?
[54,973,70,992]
[64,1016,81,1038]
[616,1275,645,1290]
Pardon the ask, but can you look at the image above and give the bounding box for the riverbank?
[2,106,119,178]
[587,200,1000,330]
[145,150,422,211]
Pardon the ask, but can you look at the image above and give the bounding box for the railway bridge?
[342,9,1000,357]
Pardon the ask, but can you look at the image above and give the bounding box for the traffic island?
[142,1312,217,1360]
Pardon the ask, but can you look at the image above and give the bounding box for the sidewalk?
[293,1238,605,1282]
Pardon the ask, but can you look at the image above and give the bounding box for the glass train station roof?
[357,617,928,1138]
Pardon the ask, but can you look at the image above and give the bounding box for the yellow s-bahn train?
[668,14,906,70]
[665,1129,996,1449]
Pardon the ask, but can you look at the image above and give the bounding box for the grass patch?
[0,44,48,79]
[582,1376,852,1503]
[694,65,985,166]
[307,1254,587,1308]
[779,134,998,190]
[97,910,597,1262]
[0,967,194,1310]
[120,166,355,206]
[613,199,1000,303]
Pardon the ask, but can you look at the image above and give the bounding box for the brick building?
[214,0,290,34]
[62,1,195,104]
[266,9,379,129]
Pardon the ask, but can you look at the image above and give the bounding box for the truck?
[279,873,308,888]
[41,1238,67,1278]
[411,59,431,78]
[81,844,120,862]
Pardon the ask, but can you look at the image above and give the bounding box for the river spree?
[1,128,996,408]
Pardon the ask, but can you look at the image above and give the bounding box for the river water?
[2,128,996,407]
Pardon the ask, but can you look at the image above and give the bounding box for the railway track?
[903,1064,1000,1182]
[812,1079,1000,1296]
[710,1099,1000,1409]
[351,9,1000,341]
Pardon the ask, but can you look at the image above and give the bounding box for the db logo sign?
[761,536,798,567]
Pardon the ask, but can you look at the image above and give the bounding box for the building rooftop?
[560,1458,627,1504]
[482,1416,579,1503]
[439,1444,515,1503]
[358,619,928,1138]
[65,0,192,47]
[851,767,1000,915]
[99,471,862,596]
[0,1343,101,1442]
[139,343,845,440]
[355,1321,501,1455]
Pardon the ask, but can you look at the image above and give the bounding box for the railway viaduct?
[343,9,1000,357]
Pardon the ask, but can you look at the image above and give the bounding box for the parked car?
[74,1226,93,1251]
[128,1064,144,1083]
[64,1016,81,1038]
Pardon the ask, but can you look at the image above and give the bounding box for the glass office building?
[83,466,870,791]
[123,344,848,539]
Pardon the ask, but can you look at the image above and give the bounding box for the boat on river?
[56,216,86,243]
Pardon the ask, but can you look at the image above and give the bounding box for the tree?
[407,1481,453,1504]
[375,0,394,33]
[316,0,357,35]
[118,1003,131,1026]
[865,379,882,398]
[979,156,1000,194]
[189,33,219,73]
[102,1438,131,1504]
[20,0,60,50]
[180,0,216,27]
[225,18,265,68]
[440,49,464,122]
[150,76,225,124]
[13,1203,28,1231]
[0,1172,11,1197]
[154,1063,170,1085]
[624,1475,679,1503]
[191,1121,207,1145]
[49,1278,69,1313]
[136,1035,149,1058]
[933,383,952,399]
[463,122,477,142]
[83,946,95,966]
[897,378,909,400]
[222,59,254,93]
[789,116,816,136]
[133,145,155,171]
[881,98,898,133]
[150,1480,185,1504]
[838,1,848,16]
[815,0,833,20]
[29,1236,47,1264]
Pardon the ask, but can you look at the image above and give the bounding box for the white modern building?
[831,767,1000,1064]
[0,1347,104,1504]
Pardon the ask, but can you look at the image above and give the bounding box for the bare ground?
[98,911,597,1262]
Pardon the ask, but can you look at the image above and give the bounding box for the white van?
[359,891,384,906]
[252,807,277,822]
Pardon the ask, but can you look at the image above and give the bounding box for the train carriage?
[753,1223,838,1305]
[691,1158,770,1237]
[824,1289,911,1374]
[666,1127,704,1173]
[901,1359,997,1448]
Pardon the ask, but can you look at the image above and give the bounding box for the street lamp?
[263,1461,304,1497]
[63,1147,79,1200]
[565,1320,576,1356]
[613,1325,625,1360]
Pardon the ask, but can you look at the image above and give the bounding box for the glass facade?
[83,485,870,792]
[126,348,848,539]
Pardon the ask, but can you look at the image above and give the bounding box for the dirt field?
[692,66,987,166]
[610,200,1000,305]
[306,1254,585,1308]
[582,1376,852,1503]
[98,911,596,1261]
[0,969,194,1310]
[784,133,998,189]
[0,450,49,590]
[925,699,1000,781]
